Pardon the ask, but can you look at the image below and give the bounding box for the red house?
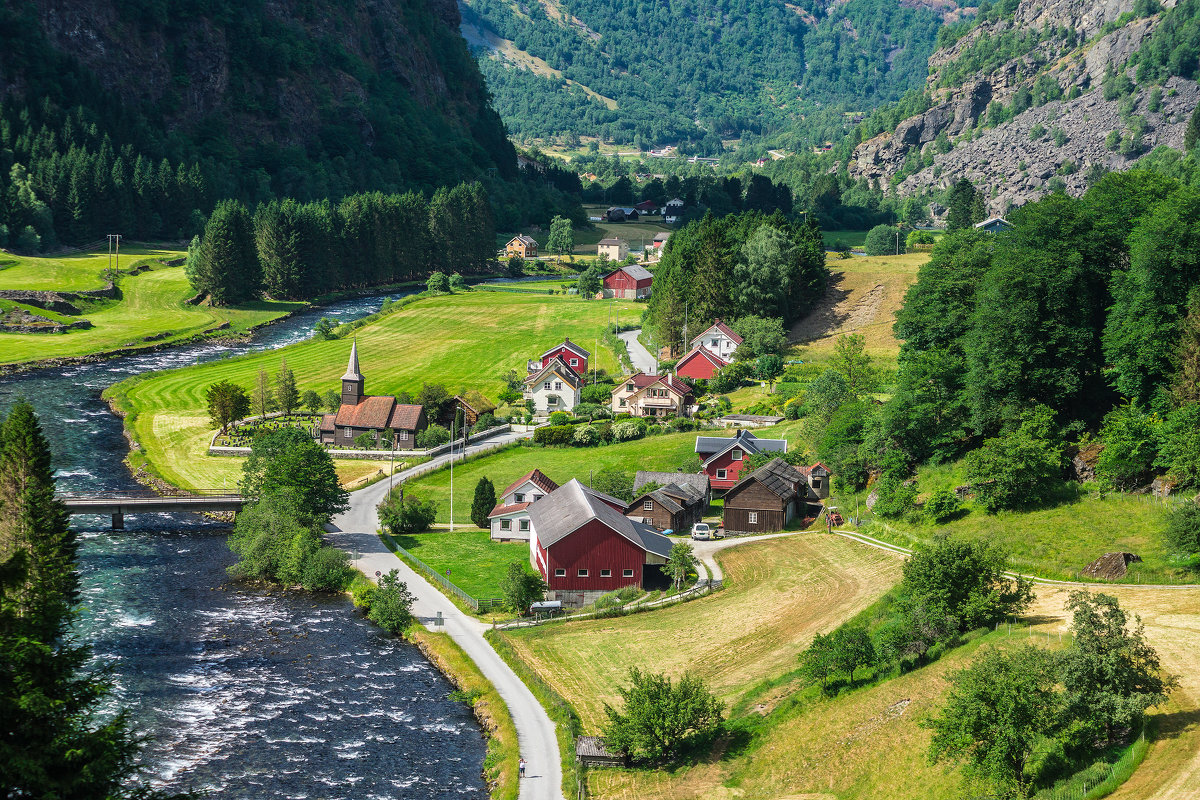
[674,345,728,381]
[602,265,653,299]
[530,338,589,378]
[694,429,788,495]
[529,479,673,606]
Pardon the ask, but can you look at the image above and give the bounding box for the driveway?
[326,430,565,800]
[618,329,657,374]
[686,531,803,581]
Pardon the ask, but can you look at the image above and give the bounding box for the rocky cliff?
[847,0,1198,214]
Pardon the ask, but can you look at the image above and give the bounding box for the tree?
[577,264,602,297]
[899,537,1033,632]
[188,198,261,304]
[800,632,836,688]
[499,561,547,613]
[252,369,274,419]
[734,224,792,319]
[276,359,299,417]
[945,179,981,232]
[449,272,467,291]
[864,224,904,256]
[602,668,724,764]
[471,477,497,528]
[547,215,574,259]
[666,542,698,589]
[1164,501,1200,557]
[1096,403,1162,490]
[1158,403,1200,487]
[314,317,338,340]
[416,423,451,449]
[368,569,416,634]
[966,407,1064,513]
[323,389,341,411]
[1172,298,1200,405]
[730,315,787,360]
[923,489,963,524]
[830,625,877,685]
[829,334,877,394]
[1060,591,1176,745]
[416,383,451,421]
[590,466,635,502]
[240,427,348,523]
[506,255,525,277]
[205,380,251,432]
[378,488,438,535]
[302,389,322,414]
[925,646,1061,799]
[427,271,449,292]
[755,354,784,387]
[1186,102,1200,151]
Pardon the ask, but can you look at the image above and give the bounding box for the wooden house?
[973,217,1013,233]
[529,338,589,378]
[319,341,427,448]
[602,264,652,298]
[625,480,707,533]
[722,458,808,534]
[436,391,497,430]
[523,356,582,414]
[529,479,673,606]
[690,319,742,362]
[694,429,787,494]
[610,372,692,418]
[674,345,728,381]
[505,234,538,259]
[634,200,658,214]
[488,469,560,542]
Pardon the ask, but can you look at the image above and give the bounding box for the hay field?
[0,243,183,291]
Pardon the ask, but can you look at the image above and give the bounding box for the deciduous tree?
[205,380,251,432]
[240,427,348,523]
[602,668,723,764]
[666,542,698,589]
[499,561,547,614]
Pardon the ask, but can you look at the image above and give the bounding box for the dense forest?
[0,0,581,250]
[464,0,949,150]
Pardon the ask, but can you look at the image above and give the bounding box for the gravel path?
[618,329,657,374]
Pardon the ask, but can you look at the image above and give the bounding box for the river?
[2,294,488,798]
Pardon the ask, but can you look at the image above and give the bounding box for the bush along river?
[1,294,488,799]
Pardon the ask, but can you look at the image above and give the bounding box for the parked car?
[691,522,712,540]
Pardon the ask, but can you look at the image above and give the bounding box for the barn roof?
[334,395,396,429]
[629,488,684,515]
[731,457,806,500]
[530,479,673,558]
[501,468,560,498]
[634,471,709,498]
[676,346,728,370]
[615,264,653,281]
[540,338,590,360]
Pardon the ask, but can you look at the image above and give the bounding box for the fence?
[1039,727,1146,800]
[390,541,504,613]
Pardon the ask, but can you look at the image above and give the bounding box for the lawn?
[389,530,532,600]
[0,264,303,365]
[0,243,184,291]
[821,229,871,249]
[105,291,640,491]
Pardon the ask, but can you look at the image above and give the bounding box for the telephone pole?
[106,234,122,281]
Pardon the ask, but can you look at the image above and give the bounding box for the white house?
[690,319,742,361]
[597,238,629,261]
[523,356,582,415]
[488,469,560,541]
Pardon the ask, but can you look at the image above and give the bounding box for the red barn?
[674,345,728,381]
[532,338,589,377]
[529,479,673,606]
[694,429,788,495]
[602,265,653,299]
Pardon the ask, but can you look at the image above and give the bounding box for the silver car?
[690,523,712,541]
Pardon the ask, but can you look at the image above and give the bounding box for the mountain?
[0,0,534,246]
[847,0,1200,215]
[460,0,963,151]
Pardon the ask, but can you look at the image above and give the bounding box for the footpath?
[326,430,565,800]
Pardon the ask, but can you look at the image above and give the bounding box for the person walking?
[519,758,526,779]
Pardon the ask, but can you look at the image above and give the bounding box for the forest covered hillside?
[460,0,964,151]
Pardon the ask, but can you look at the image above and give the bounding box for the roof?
[676,346,728,370]
[695,429,787,464]
[342,339,363,382]
[456,391,497,415]
[614,264,652,281]
[501,468,560,499]
[540,338,590,360]
[611,372,691,397]
[487,501,531,519]
[334,395,396,429]
[634,471,709,497]
[653,232,670,242]
[319,413,336,432]
[691,319,743,347]
[387,403,423,430]
[795,461,832,478]
[629,488,683,515]
[974,217,1012,229]
[576,736,618,759]
[598,237,628,246]
[666,197,684,205]
[525,356,583,388]
[509,234,538,246]
[730,457,807,500]
[529,480,674,558]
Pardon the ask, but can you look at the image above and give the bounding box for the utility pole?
[449,413,455,532]
[106,234,122,282]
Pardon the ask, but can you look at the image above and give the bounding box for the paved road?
[326,430,565,800]
[618,329,657,374]
[687,532,803,581]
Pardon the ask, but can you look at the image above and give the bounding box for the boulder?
[1081,552,1142,580]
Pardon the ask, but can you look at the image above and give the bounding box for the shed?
[576,736,625,767]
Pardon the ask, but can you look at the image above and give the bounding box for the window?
[548,396,558,405]
[399,430,408,440]
[627,383,635,391]
[544,381,551,390]
[578,569,589,577]
[710,338,719,347]
[619,398,627,407]
[623,569,634,577]
[343,427,353,438]
[530,493,541,502]
[514,493,525,503]
[812,477,822,490]
[601,569,612,577]
[554,568,566,577]
[519,519,530,531]
[748,512,758,524]
[643,500,654,511]
[500,519,511,530]
[570,358,579,367]
[555,381,562,390]
[731,449,743,461]
[716,469,727,479]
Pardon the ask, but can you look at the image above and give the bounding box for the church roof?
[342,339,363,382]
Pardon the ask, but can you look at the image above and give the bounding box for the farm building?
[529,338,589,378]
[524,356,583,415]
[690,319,742,361]
[610,372,692,418]
[602,264,652,299]
[529,479,673,606]
[633,471,710,503]
[319,340,427,448]
[597,238,630,261]
[974,217,1013,233]
[674,345,728,381]
[435,391,496,430]
[488,468,560,542]
[695,429,787,494]
[605,207,639,222]
[722,458,811,534]
[505,235,538,259]
[625,481,707,533]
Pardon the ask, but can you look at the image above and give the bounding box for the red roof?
[334,395,396,429]
[677,346,728,370]
[487,501,531,519]
[387,404,424,431]
[694,319,743,345]
[319,413,337,432]
[502,468,560,499]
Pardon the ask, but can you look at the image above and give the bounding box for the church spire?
[341,339,365,406]
[342,338,363,382]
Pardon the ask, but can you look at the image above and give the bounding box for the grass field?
[0,264,303,365]
[821,229,870,249]
[391,530,531,600]
[106,291,639,490]
[0,243,184,291]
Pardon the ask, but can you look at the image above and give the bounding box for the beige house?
[611,372,693,418]
[506,235,538,259]
[597,237,629,261]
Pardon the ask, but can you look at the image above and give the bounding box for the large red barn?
[602,265,653,299]
[529,479,673,606]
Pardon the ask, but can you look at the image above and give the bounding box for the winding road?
[326,430,565,800]
[618,329,657,374]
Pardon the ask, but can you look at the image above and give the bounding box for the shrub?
[611,420,645,441]
[426,271,449,292]
[354,431,376,450]
[1164,502,1200,557]
[301,546,354,592]
[368,569,416,634]
[378,489,438,535]
[548,410,572,425]
[448,272,467,291]
[864,224,904,256]
[416,423,451,449]
[470,412,497,433]
[533,424,575,446]
[499,561,548,613]
[668,416,696,432]
[923,489,963,524]
[572,424,599,446]
[581,383,614,404]
[873,476,917,519]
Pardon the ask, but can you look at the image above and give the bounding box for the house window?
[519,519,530,532]
[555,568,566,577]
[500,519,511,530]
[514,493,525,503]
[627,383,635,391]
[731,449,742,461]
[544,381,552,390]
[748,512,758,524]
[710,338,719,347]
[343,427,353,438]
[400,430,409,440]
[619,398,627,407]
[578,569,589,577]
[716,469,727,479]
[548,395,558,405]
[601,569,612,577]
[643,500,654,511]
[812,477,822,490]
[570,358,579,367]
[555,381,562,390]
[623,569,634,577]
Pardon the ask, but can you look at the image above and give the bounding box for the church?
[319,341,427,449]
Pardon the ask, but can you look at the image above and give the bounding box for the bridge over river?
[57,492,248,529]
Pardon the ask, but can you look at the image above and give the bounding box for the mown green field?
[106,291,640,490]
[0,244,183,291]
[389,530,531,600]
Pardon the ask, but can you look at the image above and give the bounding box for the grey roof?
[341,339,363,382]
[598,237,628,246]
[695,429,787,465]
[619,264,653,281]
[653,232,671,242]
[630,489,684,515]
[732,457,806,500]
[530,479,673,558]
[634,471,710,498]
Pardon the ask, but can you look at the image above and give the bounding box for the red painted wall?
[702,450,751,490]
[604,271,652,292]
[542,519,644,591]
[676,352,721,381]
[542,346,587,376]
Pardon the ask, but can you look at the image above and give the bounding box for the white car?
[690,523,712,541]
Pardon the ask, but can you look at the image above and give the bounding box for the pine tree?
[471,477,497,528]
[253,369,275,419]
[945,179,978,231]
[190,199,261,305]
[276,359,299,418]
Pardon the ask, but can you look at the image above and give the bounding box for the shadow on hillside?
[789,273,851,343]
[1152,707,1200,741]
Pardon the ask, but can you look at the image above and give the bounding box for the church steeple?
[341,339,364,405]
